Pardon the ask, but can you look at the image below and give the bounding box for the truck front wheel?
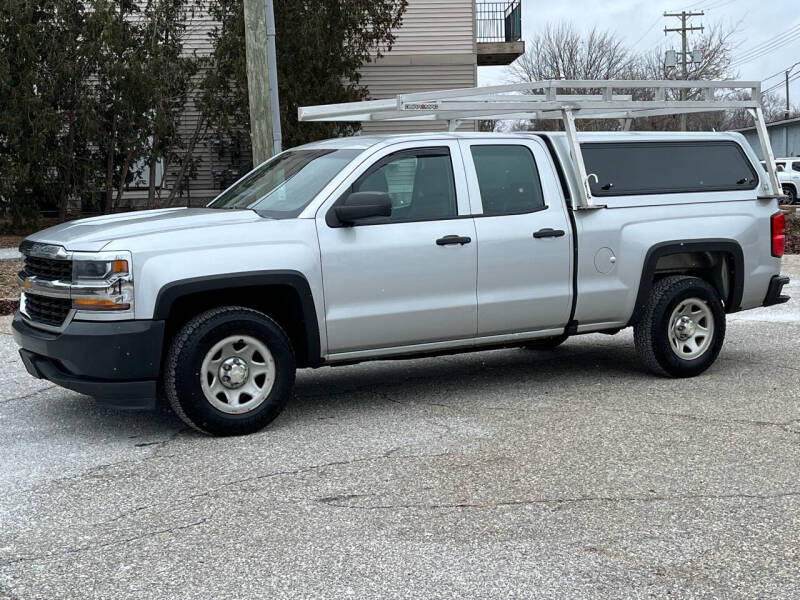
[634,276,726,377]
[163,306,296,436]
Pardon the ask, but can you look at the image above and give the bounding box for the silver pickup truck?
[13,131,790,435]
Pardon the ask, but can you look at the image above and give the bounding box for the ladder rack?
[298,80,783,209]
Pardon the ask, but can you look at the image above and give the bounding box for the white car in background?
[762,158,800,204]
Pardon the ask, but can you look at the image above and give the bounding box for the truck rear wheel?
[634,276,725,377]
[164,306,296,436]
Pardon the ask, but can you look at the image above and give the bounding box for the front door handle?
[436,235,472,246]
[533,228,566,239]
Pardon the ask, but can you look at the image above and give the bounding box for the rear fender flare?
[628,239,744,326]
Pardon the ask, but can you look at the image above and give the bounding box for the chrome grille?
[23,293,72,327]
[22,255,72,282]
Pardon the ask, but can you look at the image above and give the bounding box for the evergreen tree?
[200,0,408,154]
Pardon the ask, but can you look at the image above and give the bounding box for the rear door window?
[581,141,758,196]
[470,145,545,215]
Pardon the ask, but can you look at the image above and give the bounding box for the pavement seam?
[0,384,57,406]
[316,490,800,511]
[0,510,214,567]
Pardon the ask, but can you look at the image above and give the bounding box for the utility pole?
[243,0,282,165]
[664,10,704,131]
[264,0,282,155]
[787,69,792,120]
[779,62,800,120]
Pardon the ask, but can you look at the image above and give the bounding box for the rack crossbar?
[297,80,782,209]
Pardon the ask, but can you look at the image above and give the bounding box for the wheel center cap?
[219,357,249,389]
[674,315,696,340]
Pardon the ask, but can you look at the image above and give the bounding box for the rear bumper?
[12,314,165,409]
[763,275,790,307]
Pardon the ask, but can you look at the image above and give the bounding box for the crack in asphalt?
[19,427,192,496]
[0,512,214,567]
[316,490,800,511]
[76,448,455,530]
[0,384,57,406]
[534,406,800,435]
[718,355,800,373]
[205,446,456,495]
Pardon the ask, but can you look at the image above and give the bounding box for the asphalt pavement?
[1,259,798,599]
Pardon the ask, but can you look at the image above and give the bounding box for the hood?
[26,208,264,251]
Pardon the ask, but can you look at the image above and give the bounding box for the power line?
[763,71,800,95]
[630,16,663,50]
[732,31,800,66]
[694,0,735,10]
[730,24,800,67]
[763,72,800,96]
[762,61,800,83]
[731,33,800,68]
[677,0,731,10]
[733,23,800,59]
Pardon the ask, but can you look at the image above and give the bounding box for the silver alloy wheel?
[667,297,715,360]
[200,335,276,414]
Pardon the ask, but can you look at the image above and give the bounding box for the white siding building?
[359,0,523,133]
[144,0,523,206]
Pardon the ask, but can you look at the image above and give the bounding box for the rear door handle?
[533,228,565,239]
[436,235,472,246]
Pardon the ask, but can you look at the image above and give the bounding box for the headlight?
[73,258,129,280]
[71,251,133,312]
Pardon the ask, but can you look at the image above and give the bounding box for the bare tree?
[504,21,793,132]
[509,23,635,82]
[505,23,636,131]
[722,91,799,130]
[628,23,739,130]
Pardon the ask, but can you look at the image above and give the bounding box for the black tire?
[782,185,797,205]
[523,334,568,351]
[164,306,296,436]
[634,276,725,378]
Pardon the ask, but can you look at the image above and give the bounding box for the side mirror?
[334,191,392,225]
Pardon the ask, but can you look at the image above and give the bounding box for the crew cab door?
[459,138,573,336]
[316,142,477,356]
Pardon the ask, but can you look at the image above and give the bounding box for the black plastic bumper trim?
[19,349,156,409]
[763,275,790,307]
[13,313,164,408]
[13,314,165,379]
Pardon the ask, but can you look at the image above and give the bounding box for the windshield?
[208,148,362,218]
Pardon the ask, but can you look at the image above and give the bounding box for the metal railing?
[476,1,522,43]
[298,80,783,209]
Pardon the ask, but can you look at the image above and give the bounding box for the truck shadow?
[288,336,647,414]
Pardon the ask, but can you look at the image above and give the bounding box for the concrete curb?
[0,248,21,261]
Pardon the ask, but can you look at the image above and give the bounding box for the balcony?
[476,1,524,66]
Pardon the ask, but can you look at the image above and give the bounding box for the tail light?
[771,212,786,258]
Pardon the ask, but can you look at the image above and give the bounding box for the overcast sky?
[478,0,800,107]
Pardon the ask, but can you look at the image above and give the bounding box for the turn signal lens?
[112,259,128,273]
[771,212,786,258]
[73,298,131,311]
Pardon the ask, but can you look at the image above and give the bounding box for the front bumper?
[12,313,165,409]
[763,275,790,307]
